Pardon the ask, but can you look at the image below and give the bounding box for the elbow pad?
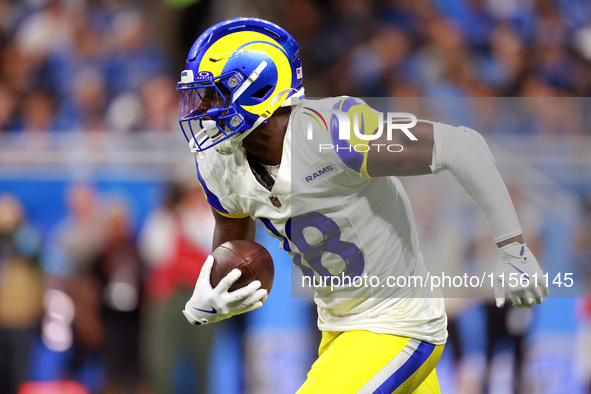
[430,122,522,243]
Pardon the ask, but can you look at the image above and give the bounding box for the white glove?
[493,242,549,308]
[182,255,267,325]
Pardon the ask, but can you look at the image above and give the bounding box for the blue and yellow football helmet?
[177,17,305,154]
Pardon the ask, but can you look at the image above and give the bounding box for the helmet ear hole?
[263,28,281,41]
[251,85,273,99]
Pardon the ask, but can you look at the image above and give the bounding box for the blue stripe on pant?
[373,342,436,394]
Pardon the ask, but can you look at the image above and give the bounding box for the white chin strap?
[214,87,306,155]
[188,120,222,154]
[187,118,255,156]
[202,120,219,138]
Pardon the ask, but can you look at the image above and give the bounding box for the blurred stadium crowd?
[0,0,591,134]
[282,0,591,98]
[0,0,591,394]
[0,0,177,134]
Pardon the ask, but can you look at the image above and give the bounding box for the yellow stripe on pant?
[297,330,444,394]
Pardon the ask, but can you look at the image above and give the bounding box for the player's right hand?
[493,242,549,309]
[182,255,267,325]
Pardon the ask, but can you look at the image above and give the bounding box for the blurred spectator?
[574,191,591,281]
[42,183,106,390]
[139,74,178,132]
[576,296,591,393]
[139,179,218,394]
[0,82,20,131]
[69,68,108,132]
[574,190,591,392]
[90,199,146,393]
[104,73,178,133]
[479,183,544,394]
[475,23,525,94]
[104,91,143,133]
[574,191,591,392]
[0,194,44,394]
[43,183,104,278]
[10,0,70,95]
[20,89,58,132]
[104,8,172,97]
[14,0,71,63]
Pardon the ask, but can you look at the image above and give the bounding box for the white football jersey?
[195,97,447,345]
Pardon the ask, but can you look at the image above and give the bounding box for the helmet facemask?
[178,70,248,154]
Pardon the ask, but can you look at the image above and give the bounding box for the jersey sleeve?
[194,155,249,219]
[329,97,382,180]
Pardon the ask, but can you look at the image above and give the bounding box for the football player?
[177,17,548,393]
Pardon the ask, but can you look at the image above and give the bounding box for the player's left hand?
[493,242,549,308]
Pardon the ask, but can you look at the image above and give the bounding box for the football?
[210,240,274,295]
